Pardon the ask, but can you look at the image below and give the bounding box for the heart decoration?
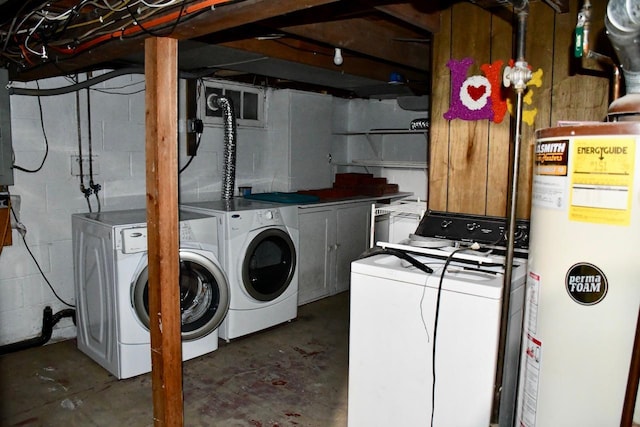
[467,85,486,101]
[444,57,496,121]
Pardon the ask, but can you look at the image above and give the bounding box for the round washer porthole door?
[241,228,296,302]
[132,250,230,341]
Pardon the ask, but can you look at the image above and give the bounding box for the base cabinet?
[298,202,370,305]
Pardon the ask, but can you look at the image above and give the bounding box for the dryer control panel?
[255,209,281,226]
[121,227,148,253]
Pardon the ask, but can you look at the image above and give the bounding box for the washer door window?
[242,228,296,302]
[132,250,230,341]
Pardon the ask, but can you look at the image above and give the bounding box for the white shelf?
[333,127,428,171]
[335,160,427,169]
[374,200,427,217]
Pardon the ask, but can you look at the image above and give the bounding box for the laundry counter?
[297,192,411,305]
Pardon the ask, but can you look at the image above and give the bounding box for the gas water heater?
[517,122,640,426]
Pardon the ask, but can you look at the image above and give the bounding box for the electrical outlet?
[71,155,100,177]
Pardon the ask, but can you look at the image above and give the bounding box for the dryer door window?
[242,228,296,302]
[132,250,230,341]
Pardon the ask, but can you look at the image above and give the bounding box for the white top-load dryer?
[72,209,230,379]
[180,198,299,341]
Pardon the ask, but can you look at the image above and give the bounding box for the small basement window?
[199,79,265,127]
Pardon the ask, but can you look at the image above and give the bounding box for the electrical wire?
[124,0,186,38]
[430,245,475,427]
[179,131,202,173]
[12,81,49,173]
[91,78,145,95]
[1,0,230,69]
[50,0,229,56]
[10,205,75,308]
[8,68,145,96]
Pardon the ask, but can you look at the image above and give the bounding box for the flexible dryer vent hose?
[207,95,237,200]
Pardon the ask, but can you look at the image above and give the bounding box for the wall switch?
[71,155,99,177]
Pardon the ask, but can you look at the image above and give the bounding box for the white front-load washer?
[180,199,299,341]
[72,209,230,379]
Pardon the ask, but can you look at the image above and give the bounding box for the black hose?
[0,307,76,355]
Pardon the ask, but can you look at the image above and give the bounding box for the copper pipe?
[587,50,622,101]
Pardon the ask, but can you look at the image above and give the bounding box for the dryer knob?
[265,210,274,220]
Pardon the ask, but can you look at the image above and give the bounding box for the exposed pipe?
[588,50,622,101]
[0,306,76,355]
[574,0,622,103]
[492,1,532,425]
[605,0,640,94]
[206,94,237,200]
[7,68,209,97]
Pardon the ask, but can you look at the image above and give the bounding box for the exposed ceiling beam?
[278,17,429,70]
[218,38,427,84]
[170,0,341,39]
[375,3,441,33]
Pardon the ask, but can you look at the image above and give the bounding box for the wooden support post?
[144,37,183,427]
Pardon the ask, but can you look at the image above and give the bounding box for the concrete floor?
[0,293,349,427]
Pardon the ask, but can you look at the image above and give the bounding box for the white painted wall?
[0,73,428,346]
[332,98,429,201]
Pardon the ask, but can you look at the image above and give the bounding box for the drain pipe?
[491,1,532,424]
[0,307,76,355]
[206,94,237,200]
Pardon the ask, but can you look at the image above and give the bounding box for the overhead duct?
[605,0,640,119]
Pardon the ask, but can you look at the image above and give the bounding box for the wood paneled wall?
[429,0,611,219]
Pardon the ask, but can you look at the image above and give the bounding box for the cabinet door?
[297,208,336,305]
[289,92,333,190]
[334,203,370,294]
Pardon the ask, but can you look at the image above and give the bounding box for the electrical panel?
[0,68,13,187]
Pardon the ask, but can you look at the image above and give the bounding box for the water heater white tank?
[517,122,640,426]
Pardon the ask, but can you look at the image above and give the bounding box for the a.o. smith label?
[535,140,568,176]
[565,263,608,305]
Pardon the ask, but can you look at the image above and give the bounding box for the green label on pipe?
[574,26,584,58]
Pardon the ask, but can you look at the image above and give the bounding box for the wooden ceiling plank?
[375,3,440,33]
[219,38,426,84]
[280,18,429,70]
[170,0,342,39]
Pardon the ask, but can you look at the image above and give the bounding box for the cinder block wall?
[0,73,427,346]
[0,73,273,345]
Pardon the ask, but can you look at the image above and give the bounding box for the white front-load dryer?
[72,209,230,379]
[180,199,299,341]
